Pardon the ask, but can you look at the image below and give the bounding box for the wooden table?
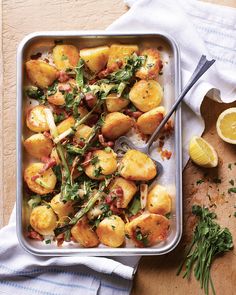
[0,1,235,294]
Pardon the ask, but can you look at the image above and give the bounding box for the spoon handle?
[147,55,215,151]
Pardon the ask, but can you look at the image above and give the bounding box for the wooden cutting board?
[0,1,235,294]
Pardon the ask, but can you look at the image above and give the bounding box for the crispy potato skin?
[102,112,133,140]
[136,48,162,80]
[137,106,165,135]
[129,80,163,112]
[125,213,170,247]
[53,45,79,70]
[80,46,109,73]
[147,184,172,215]
[24,163,57,194]
[26,60,58,88]
[77,106,89,118]
[107,44,139,70]
[119,150,157,181]
[30,206,57,235]
[74,124,93,142]
[50,193,74,222]
[84,150,117,180]
[26,105,49,133]
[24,133,53,159]
[57,116,75,135]
[109,177,137,208]
[71,217,99,247]
[105,93,129,112]
[96,215,125,247]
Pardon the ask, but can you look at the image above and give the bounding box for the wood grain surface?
[0,1,235,294]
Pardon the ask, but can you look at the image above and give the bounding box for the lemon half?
[216,107,236,144]
[189,136,218,168]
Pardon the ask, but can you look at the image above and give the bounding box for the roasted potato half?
[137,106,165,135]
[30,205,57,236]
[24,163,57,194]
[102,112,133,140]
[84,149,117,180]
[80,46,109,73]
[125,213,170,247]
[24,133,53,159]
[26,105,49,133]
[105,93,129,112]
[50,193,75,222]
[107,44,139,70]
[71,217,99,248]
[109,177,137,208]
[53,44,79,70]
[136,48,162,80]
[57,116,75,135]
[96,215,125,247]
[147,184,172,215]
[119,150,157,181]
[129,80,163,112]
[26,60,58,89]
[74,124,93,143]
[47,80,75,106]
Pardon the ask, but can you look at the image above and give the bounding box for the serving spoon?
[114,55,215,174]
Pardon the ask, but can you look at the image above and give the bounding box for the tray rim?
[16,31,182,256]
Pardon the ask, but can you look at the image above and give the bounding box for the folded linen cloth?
[1,1,236,294]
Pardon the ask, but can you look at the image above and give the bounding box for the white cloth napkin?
[1,1,236,294]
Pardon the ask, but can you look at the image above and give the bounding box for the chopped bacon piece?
[85,93,97,109]
[31,157,57,181]
[82,152,92,167]
[98,134,114,147]
[105,187,124,211]
[27,229,44,241]
[58,71,69,83]
[114,187,124,208]
[161,149,172,160]
[58,84,71,92]
[124,109,143,119]
[88,79,97,85]
[87,114,99,126]
[43,131,52,139]
[56,233,64,247]
[129,210,144,222]
[30,52,42,60]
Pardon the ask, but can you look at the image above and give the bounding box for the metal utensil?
[114,55,215,174]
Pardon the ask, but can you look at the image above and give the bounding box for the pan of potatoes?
[16,32,182,256]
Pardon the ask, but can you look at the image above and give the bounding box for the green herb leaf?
[25,86,46,104]
[228,187,236,193]
[75,59,84,88]
[229,179,234,186]
[196,179,204,185]
[129,196,141,215]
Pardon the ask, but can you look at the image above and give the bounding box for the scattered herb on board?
[228,187,236,194]
[213,178,221,184]
[234,212,236,218]
[177,205,233,295]
[228,163,232,170]
[196,179,204,185]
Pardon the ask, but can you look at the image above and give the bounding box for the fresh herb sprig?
[177,205,233,295]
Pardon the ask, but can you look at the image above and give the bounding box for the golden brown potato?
[80,46,109,73]
[109,177,137,208]
[24,163,57,195]
[47,80,73,105]
[119,150,157,181]
[71,217,99,247]
[24,133,53,159]
[74,124,93,143]
[147,184,172,215]
[26,105,50,132]
[50,147,60,164]
[101,112,133,140]
[137,106,165,135]
[84,149,117,180]
[105,93,129,112]
[136,48,162,80]
[50,193,74,222]
[53,44,79,70]
[30,205,57,236]
[26,60,58,89]
[129,80,163,112]
[57,116,75,135]
[107,44,139,70]
[96,215,125,247]
[125,213,170,247]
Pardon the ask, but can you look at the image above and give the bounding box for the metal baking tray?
[16,31,182,256]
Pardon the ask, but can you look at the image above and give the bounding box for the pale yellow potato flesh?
[50,193,75,223]
[105,93,129,112]
[26,105,50,133]
[24,133,53,159]
[53,44,79,70]
[30,206,57,235]
[147,184,172,215]
[80,46,109,73]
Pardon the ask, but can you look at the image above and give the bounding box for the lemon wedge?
[216,107,236,144]
[189,136,218,168]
